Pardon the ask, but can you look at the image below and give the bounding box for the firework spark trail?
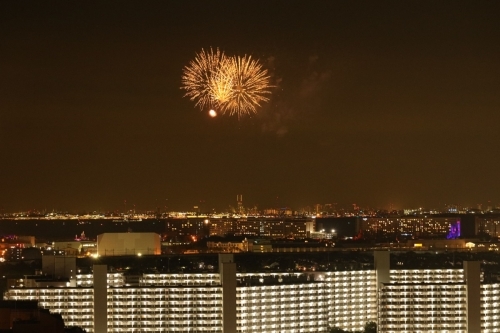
[220,55,271,117]
[181,48,272,118]
[209,60,234,105]
[181,48,227,110]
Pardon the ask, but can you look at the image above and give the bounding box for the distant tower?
[237,195,243,214]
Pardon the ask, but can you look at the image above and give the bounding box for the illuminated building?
[5,246,24,261]
[481,284,500,332]
[309,230,336,239]
[234,218,261,235]
[326,270,377,330]
[207,239,251,252]
[260,218,312,238]
[378,283,468,332]
[207,217,314,238]
[209,218,240,236]
[360,217,459,238]
[166,218,210,240]
[476,216,500,238]
[378,265,478,333]
[4,253,500,333]
[0,235,35,248]
[236,277,329,332]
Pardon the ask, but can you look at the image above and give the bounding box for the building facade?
[4,253,500,333]
[360,217,460,238]
[205,218,314,238]
[96,233,161,256]
[476,216,500,238]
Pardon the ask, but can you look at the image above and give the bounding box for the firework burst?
[219,55,271,117]
[181,48,227,111]
[181,48,272,118]
[209,63,234,105]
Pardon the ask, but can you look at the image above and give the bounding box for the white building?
[96,232,161,256]
[4,252,500,333]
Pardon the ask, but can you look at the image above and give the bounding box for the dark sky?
[1,1,500,212]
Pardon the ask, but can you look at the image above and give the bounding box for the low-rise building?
[96,232,161,256]
[207,238,252,252]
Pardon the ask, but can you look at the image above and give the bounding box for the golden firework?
[219,55,271,117]
[181,48,227,110]
[209,63,234,105]
[181,49,272,118]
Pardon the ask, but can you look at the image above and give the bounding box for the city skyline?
[2,1,500,212]
[1,198,500,216]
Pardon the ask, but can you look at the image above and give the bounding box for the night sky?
[1,1,500,212]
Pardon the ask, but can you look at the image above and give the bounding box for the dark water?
[0,219,167,241]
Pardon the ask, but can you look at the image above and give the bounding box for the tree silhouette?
[329,322,376,333]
